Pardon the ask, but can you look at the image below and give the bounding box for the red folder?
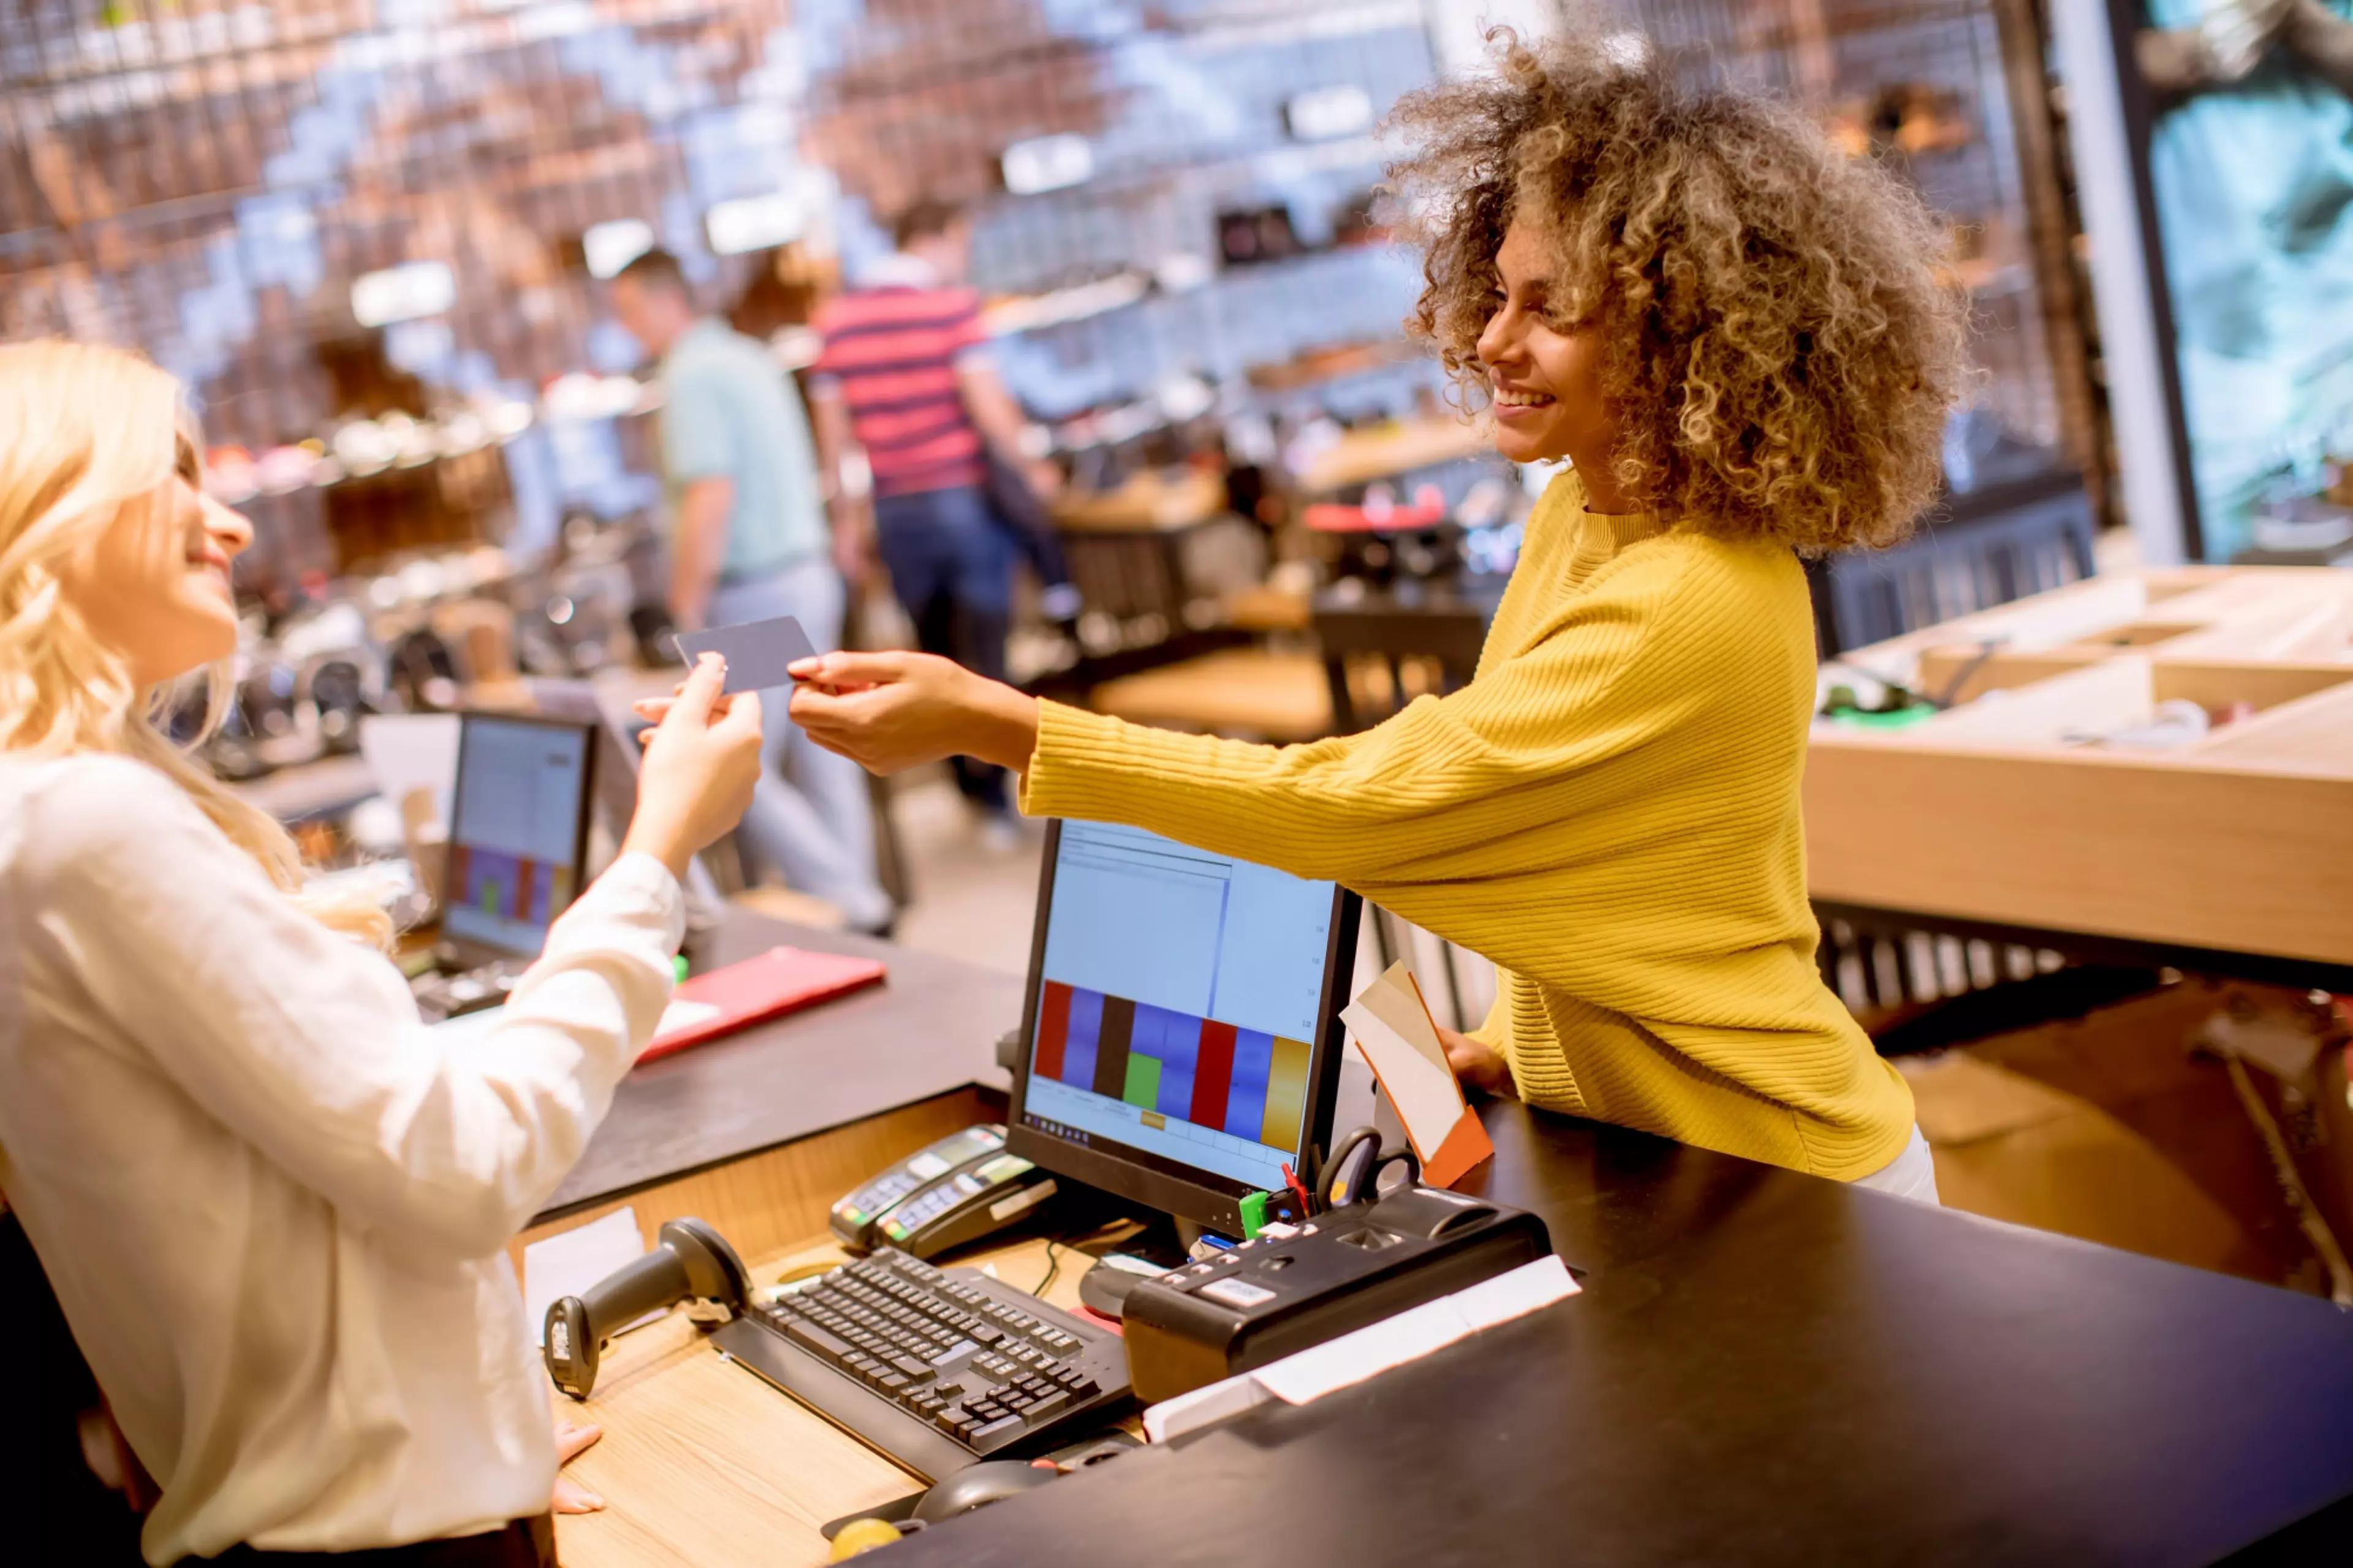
[635,945,887,1065]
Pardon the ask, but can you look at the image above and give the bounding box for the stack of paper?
[1341,961,1494,1189]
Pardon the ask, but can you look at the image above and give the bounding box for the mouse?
[910,1460,1059,1523]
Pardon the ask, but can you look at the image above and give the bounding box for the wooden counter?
[544,1230,1089,1568]
[531,1097,2353,1567]
[539,908,1021,1218]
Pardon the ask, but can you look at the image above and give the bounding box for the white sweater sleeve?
[15,756,682,1259]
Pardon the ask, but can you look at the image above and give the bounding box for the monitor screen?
[1013,822,1353,1208]
[442,716,593,957]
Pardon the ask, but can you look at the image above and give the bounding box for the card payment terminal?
[830,1125,1059,1260]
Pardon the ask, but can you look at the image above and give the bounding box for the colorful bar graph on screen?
[1123,1053,1162,1109]
[1260,1035,1311,1149]
[1093,994,1135,1100]
[1034,982,1072,1082]
[1033,981,1310,1154]
[1192,1021,1237,1127]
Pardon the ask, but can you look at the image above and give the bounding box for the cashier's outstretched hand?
[621,653,765,881]
[787,651,1040,777]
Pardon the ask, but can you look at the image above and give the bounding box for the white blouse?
[0,753,681,1563]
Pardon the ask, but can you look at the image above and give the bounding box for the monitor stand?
[1074,1216,1207,1322]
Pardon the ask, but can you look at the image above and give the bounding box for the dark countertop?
[537,911,1025,1218]
[892,1099,2353,1565]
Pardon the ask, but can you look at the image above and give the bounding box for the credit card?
[673,615,819,694]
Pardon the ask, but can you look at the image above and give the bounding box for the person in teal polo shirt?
[610,247,893,933]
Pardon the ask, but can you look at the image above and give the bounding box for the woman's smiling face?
[58,433,253,689]
[1474,219,1616,472]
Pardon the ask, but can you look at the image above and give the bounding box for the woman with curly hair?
[770,35,1971,1195]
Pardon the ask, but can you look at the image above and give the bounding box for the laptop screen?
[442,715,592,957]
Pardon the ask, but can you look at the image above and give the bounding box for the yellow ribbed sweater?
[1021,471,1913,1180]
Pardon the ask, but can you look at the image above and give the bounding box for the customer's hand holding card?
[635,615,816,728]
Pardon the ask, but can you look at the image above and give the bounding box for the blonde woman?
[0,340,763,1565]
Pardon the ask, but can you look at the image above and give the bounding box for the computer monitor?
[1005,820,1363,1240]
[442,712,596,959]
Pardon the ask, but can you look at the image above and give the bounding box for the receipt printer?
[1120,1186,1553,1403]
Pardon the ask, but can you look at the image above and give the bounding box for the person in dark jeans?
[809,199,1066,838]
[871,483,1020,816]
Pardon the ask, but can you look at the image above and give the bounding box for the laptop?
[412,711,596,1021]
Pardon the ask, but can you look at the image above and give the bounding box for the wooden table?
[1295,417,1491,494]
[1049,469,1225,533]
[1805,565,2353,988]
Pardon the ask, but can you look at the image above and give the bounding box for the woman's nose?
[1476,307,1517,371]
[205,496,255,556]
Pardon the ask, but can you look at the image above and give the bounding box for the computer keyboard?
[707,1248,1132,1479]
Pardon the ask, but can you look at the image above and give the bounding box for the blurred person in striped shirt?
[809,200,1070,842]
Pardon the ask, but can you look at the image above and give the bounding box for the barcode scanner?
[545,1217,749,1399]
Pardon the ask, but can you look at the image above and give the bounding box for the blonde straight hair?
[0,339,389,944]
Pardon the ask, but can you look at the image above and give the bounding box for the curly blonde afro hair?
[1391,33,1972,553]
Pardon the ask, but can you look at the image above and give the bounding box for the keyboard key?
[1023,1390,1071,1420]
[933,1339,977,1366]
[892,1356,935,1381]
[969,1325,1004,1344]
[968,1415,1024,1445]
[781,1319,852,1361]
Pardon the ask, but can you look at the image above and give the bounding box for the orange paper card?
[1340,961,1494,1189]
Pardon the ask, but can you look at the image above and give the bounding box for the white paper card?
[1343,996,1467,1161]
[1254,1295,1469,1404]
[358,713,460,831]
[1140,1257,1580,1443]
[1453,1254,1578,1329]
[1140,1372,1277,1444]
[522,1207,644,1347]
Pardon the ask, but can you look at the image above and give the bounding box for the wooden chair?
[1312,594,1488,733]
